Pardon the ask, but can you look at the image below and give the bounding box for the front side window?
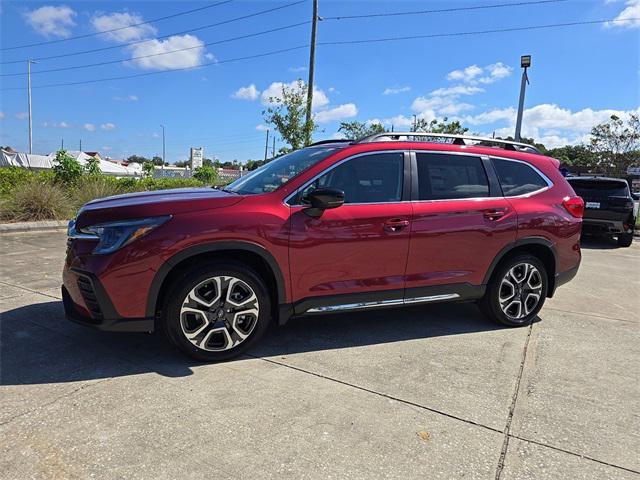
[225,146,341,195]
[415,153,489,200]
[493,158,549,196]
[298,152,404,204]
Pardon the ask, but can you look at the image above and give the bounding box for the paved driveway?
[1,231,638,479]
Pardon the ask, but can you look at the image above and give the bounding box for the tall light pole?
[27,60,37,154]
[160,124,166,175]
[514,55,531,142]
[304,0,319,146]
[264,129,269,161]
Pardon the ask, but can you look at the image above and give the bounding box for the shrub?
[142,161,155,177]
[0,179,70,222]
[52,150,83,185]
[193,165,218,185]
[0,167,35,197]
[84,156,101,176]
[70,176,123,211]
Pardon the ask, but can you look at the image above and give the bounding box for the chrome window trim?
[284,149,408,207]
[304,292,461,314]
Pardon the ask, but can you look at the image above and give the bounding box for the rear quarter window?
[567,180,630,197]
[492,158,549,196]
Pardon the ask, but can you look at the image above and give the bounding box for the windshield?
[568,179,629,197]
[225,146,341,195]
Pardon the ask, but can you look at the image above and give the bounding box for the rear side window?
[493,159,549,196]
[299,152,404,204]
[415,153,489,200]
[568,179,629,197]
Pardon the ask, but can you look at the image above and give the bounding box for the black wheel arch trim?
[482,237,558,289]
[145,240,287,318]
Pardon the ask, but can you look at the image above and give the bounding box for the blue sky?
[0,0,638,163]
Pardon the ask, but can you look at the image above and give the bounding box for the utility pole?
[61,139,64,150]
[264,129,269,161]
[412,114,417,132]
[304,0,319,146]
[514,55,531,142]
[272,136,275,158]
[27,60,37,154]
[79,139,82,151]
[160,124,166,175]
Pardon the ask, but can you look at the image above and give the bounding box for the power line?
[1,0,234,51]
[318,18,637,46]
[0,22,310,77]
[2,17,633,91]
[1,45,309,91]
[322,0,568,20]
[0,0,307,65]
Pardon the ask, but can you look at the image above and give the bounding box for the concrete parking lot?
[1,230,638,479]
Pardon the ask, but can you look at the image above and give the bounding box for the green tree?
[52,149,83,185]
[411,117,468,134]
[84,156,101,176]
[547,145,598,168]
[127,155,150,164]
[590,114,640,173]
[152,155,167,166]
[193,165,218,184]
[142,161,155,177]
[263,79,316,153]
[245,159,265,171]
[338,121,385,140]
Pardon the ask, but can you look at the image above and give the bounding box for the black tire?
[617,232,633,247]
[162,261,272,362]
[479,254,548,327]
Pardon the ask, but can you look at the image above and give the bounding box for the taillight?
[562,196,584,218]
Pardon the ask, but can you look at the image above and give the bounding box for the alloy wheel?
[180,276,259,351]
[498,262,543,321]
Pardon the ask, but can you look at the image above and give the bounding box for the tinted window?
[416,153,489,200]
[568,179,629,197]
[493,158,548,196]
[299,153,404,204]
[226,146,340,194]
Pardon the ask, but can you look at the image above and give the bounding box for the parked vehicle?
[567,177,637,247]
[63,133,583,361]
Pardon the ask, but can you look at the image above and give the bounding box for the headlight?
[78,216,171,254]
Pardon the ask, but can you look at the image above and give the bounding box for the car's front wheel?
[162,262,271,361]
[480,254,548,327]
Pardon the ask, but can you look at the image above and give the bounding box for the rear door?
[288,151,413,312]
[405,151,517,299]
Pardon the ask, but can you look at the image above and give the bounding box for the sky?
[0,0,638,164]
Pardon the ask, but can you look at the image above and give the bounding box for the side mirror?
[302,188,345,217]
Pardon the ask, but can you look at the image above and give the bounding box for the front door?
[405,151,517,300]
[288,151,412,313]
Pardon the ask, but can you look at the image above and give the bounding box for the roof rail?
[309,139,353,147]
[355,132,542,155]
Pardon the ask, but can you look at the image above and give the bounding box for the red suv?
[63,133,584,361]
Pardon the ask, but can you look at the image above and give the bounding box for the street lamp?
[514,55,531,142]
[160,124,165,176]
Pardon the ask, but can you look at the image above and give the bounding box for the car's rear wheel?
[617,232,633,247]
[162,262,271,361]
[480,254,547,327]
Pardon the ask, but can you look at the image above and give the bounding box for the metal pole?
[304,0,318,146]
[79,139,82,151]
[264,129,269,161]
[160,124,166,174]
[27,60,35,154]
[272,136,275,158]
[514,67,529,142]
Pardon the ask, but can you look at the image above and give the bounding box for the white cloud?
[101,123,116,131]
[102,146,113,152]
[114,94,139,102]
[43,121,70,128]
[84,123,96,132]
[232,84,260,101]
[383,86,411,95]
[24,5,76,38]
[255,124,270,132]
[0,111,4,120]
[315,103,358,123]
[446,62,513,85]
[468,104,640,146]
[606,0,640,28]
[429,85,484,97]
[261,80,329,109]
[15,112,28,120]
[289,66,307,72]
[91,12,157,42]
[129,34,209,70]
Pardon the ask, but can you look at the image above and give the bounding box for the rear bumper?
[582,218,632,235]
[62,278,154,333]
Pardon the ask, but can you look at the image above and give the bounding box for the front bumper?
[62,272,154,333]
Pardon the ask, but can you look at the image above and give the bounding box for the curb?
[0,220,69,234]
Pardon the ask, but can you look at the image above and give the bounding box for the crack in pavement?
[0,280,61,300]
[544,306,638,325]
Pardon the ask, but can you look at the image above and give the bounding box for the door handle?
[483,209,507,221]
[384,218,410,232]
